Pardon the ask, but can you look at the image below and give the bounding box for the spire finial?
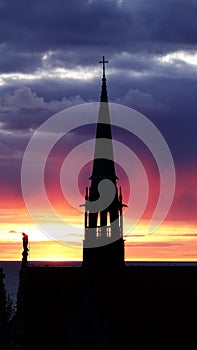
[99,56,109,102]
[99,56,109,78]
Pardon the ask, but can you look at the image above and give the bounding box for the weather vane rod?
[99,56,109,78]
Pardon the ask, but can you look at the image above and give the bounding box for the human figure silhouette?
[22,233,28,249]
[22,233,29,261]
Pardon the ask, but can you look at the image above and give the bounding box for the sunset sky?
[0,0,197,261]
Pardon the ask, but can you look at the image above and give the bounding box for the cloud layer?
[0,0,196,232]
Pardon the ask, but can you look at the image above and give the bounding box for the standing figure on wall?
[22,232,29,263]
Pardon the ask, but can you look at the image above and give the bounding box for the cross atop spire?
[99,56,109,78]
[99,56,109,102]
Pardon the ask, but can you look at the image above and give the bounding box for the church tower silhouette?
[83,56,125,268]
[14,57,197,350]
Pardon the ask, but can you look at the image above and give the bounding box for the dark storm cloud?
[0,46,42,73]
[0,86,86,130]
[0,0,197,60]
[0,0,197,50]
[0,130,30,197]
[0,0,130,52]
[0,61,196,164]
[125,0,197,46]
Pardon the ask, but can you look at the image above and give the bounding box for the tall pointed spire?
[83,56,125,268]
[90,56,117,182]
